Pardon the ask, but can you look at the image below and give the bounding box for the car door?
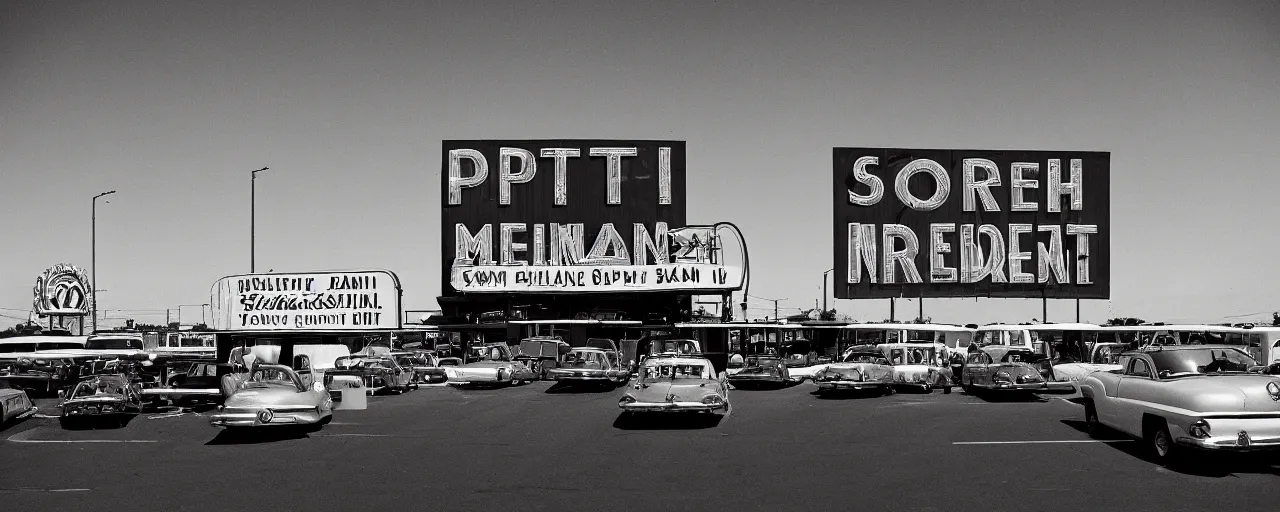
[1107,357,1157,436]
[964,352,988,386]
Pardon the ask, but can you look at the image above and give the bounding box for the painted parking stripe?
[6,428,158,444]
[313,433,389,438]
[952,440,1133,445]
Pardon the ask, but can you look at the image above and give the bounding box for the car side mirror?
[57,389,65,400]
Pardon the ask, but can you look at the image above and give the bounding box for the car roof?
[643,356,710,366]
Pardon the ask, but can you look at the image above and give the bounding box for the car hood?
[824,363,893,379]
[1160,375,1280,413]
[458,361,512,369]
[225,384,312,408]
[626,380,721,402]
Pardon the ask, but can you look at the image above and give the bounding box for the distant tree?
[1106,318,1145,326]
[1273,312,1279,326]
[912,316,933,324]
[189,323,211,331]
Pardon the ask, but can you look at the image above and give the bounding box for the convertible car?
[210,364,334,430]
[726,355,792,388]
[546,347,631,387]
[1079,345,1280,464]
[58,375,144,428]
[960,346,1074,395]
[880,343,953,394]
[618,355,730,415]
[1050,342,1129,382]
[443,343,537,387]
[811,345,895,395]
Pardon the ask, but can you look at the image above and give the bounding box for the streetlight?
[251,167,269,273]
[92,190,116,333]
[822,269,834,313]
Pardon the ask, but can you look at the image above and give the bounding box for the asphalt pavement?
[2,382,1279,512]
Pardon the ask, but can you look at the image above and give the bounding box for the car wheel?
[1145,419,1180,465]
[1083,399,1101,436]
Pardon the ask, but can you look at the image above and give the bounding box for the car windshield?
[246,367,301,388]
[642,362,710,381]
[745,357,780,367]
[563,351,605,365]
[71,379,124,398]
[0,343,36,353]
[651,340,697,355]
[843,352,888,364]
[86,338,143,350]
[471,346,510,361]
[1001,351,1044,363]
[886,347,936,365]
[1149,348,1257,377]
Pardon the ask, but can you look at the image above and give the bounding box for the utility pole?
[822,268,833,314]
[91,190,116,334]
[890,298,896,322]
[250,167,269,273]
[918,297,924,322]
[774,300,779,322]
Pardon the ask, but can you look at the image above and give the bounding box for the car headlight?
[701,395,724,405]
[994,371,1012,382]
[618,395,636,405]
[1267,381,1280,401]
[1189,419,1211,438]
[1016,374,1041,384]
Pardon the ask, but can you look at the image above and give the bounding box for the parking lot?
[3,382,1279,512]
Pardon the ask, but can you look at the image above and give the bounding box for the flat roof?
[1097,324,1250,332]
[508,319,643,325]
[979,323,1102,330]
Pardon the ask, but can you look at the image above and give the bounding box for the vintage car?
[811,345,896,395]
[636,338,703,368]
[546,347,631,387]
[390,350,448,384]
[585,338,635,375]
[618,355,730,415]
[210,364,334,429]
[329,355,417,394]
[514,337,573,380]
[0,356,79,396]
[1079,345,1280,463]
[1050,342,1128,382]
[1,388,37,425]
[162,361,231,407]
[58,375,144,428]
[879,343,953,394]
[960,346,1075,395]
[443,343,537,386]
[726,355,792,388]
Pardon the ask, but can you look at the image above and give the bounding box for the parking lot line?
[952,440,1133,445]
[6,428,159,444]
[313,433,390,438]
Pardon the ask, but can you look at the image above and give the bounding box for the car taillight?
[701,395,724,405]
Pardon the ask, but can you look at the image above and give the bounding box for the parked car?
[1050,342,1128,382]
[811,345,895,395]
[546,347,631,387]
[58,375,144,428]
[960,346,1074,395]
[0,388,37,425]
[617,355,730,416]
[210,364,333,430]
[585,338,635,375]
[514,337,572,380]
[726,355,792,388]
[879,343,953,394]
[0,356,79,396]
[329,355,416,394]
[1078,345,1280,464]
[390,350,448,384]
[161,361,231,407]
[443,343,537,386]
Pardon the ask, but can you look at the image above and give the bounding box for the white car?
[1078,345,1280,465]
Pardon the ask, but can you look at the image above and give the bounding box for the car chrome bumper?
[209,409,324,428]
[1177,434,1280,451]
[728,375,785,383]
[620,402,728,413]
[986,381,1076,393]
[815,380,889,390]
[548,370,611,381]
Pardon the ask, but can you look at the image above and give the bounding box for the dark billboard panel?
[832,148,1110,300]
[442,140,746,296]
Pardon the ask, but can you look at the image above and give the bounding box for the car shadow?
[612,412,724,430]
[1058,419,1280,477]
[728,381,791,391]
[809,389,890,400]
[58,414,138,430]
[544,381,619,394]
[964,390,1051,403]
[205,426,316,445]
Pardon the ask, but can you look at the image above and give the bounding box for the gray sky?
[1,0,1277,327]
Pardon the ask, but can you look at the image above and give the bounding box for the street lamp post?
[92,190,116,333]
[822,269,833,313]
[251,167,269,273]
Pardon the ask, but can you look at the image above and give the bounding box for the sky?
[1,0,1277,328]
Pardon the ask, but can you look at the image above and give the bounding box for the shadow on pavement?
[206,426,316,445]
[964,390,1052,403]
[544,381,619,394]
[1059,419,1280,477]
[612,412,724,430]
[727,381,791,391]
[58,413,138,430]
[809,389,891,400]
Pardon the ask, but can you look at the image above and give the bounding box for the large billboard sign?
[442,140,745,295]
[833,148,1110,299]
[33,263,92,316]
[210,270,403,331]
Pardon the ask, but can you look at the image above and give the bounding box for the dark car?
[58,375,143,428]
